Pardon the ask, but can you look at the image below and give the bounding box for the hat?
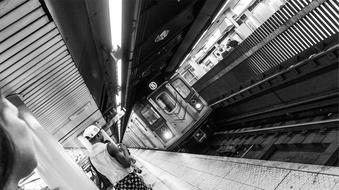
[83,125,100,139]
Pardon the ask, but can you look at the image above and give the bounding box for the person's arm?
[106,142,131,168]
[119,144,136,164]
[118,144,131,157]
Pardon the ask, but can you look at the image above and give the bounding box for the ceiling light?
[117,60,122,86]
[191,29,208,50]
[109,0,122,49]
[109,0,123,111]
[155,29,170,43]
[211,0,230,23]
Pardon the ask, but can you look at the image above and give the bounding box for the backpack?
[88,158,113,190]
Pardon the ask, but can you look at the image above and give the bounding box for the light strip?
[179,54,190,67]
[109,0,122,49]
[115,91,121,108]
[117,60,122,86]
[182,0,229,65]
[191,29,208,50]
[109,0,122,109]
[211,0,230,23]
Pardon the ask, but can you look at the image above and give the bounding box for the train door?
[135,103,171,148]
[128,111,162,149]
[150,85,194,133]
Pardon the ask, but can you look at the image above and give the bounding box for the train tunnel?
[0,0,338,189]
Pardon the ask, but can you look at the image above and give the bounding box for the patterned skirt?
[114,173,148,190]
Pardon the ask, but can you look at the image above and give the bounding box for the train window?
[156,92,176,113]
[171,79,191,98]
[182,69,198,85]
[141,104,160,125]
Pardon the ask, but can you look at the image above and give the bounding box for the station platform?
[131,149,339,190]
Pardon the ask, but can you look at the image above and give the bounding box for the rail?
[214,118,339,136]
[211,43,339,107]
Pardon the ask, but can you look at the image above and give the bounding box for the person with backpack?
[83,125,148,190]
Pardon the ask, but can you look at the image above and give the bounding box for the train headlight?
[163,131,173,140]
[190,94,204,112]
[194,103,203,110]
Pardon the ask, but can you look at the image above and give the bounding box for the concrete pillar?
[7,95,98,190]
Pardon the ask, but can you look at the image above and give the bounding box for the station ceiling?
[0,0,223,145]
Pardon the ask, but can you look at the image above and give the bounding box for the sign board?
[149,81,157,90]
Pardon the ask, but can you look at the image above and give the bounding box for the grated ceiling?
[0,0,106,147]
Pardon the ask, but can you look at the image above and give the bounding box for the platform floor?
[132,149,339,190]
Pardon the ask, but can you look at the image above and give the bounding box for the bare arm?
[118,144,130,157]
[106,142,131,168]
[119,144,136,164]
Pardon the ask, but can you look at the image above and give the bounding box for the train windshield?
[141,104,160,125]
[171,79,191,98]
[156,92,176,113]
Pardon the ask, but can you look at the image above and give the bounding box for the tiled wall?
[131,149,339,190]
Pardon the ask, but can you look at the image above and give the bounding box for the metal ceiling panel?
[59,110,106,145]
[0,0,39,28]
[7,55,72,96]
[31,78,83,113]
[0,0,105,145]
[0,8,45,42]
[1,22,57,63]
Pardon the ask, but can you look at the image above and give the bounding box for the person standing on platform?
[83,125,149,190]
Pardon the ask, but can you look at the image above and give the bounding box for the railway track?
[198,93,339,166]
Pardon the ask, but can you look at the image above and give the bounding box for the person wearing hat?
[83,125,148,190]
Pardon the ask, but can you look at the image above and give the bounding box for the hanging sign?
[149,82,157,90]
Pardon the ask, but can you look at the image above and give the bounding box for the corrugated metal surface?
[246,0,339,74]
[194,0,339,103]
[0,0,105,145]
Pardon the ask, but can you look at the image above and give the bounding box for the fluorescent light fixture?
[117,119,121,141]
[211,0,229,23]
[109,0,123,109]
[179,54,190,67]
[178,1,228,69]
[191,29,208,50]
[109,0,122,49]
[117,59,122,86]
[116,91,121,107]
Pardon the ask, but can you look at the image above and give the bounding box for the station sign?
[149,81,157,90]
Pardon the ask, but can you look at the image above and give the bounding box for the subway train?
[122,74,212,150]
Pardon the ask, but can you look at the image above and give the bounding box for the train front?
[123,74,212,150]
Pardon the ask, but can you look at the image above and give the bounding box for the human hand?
[129,157,136,164]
